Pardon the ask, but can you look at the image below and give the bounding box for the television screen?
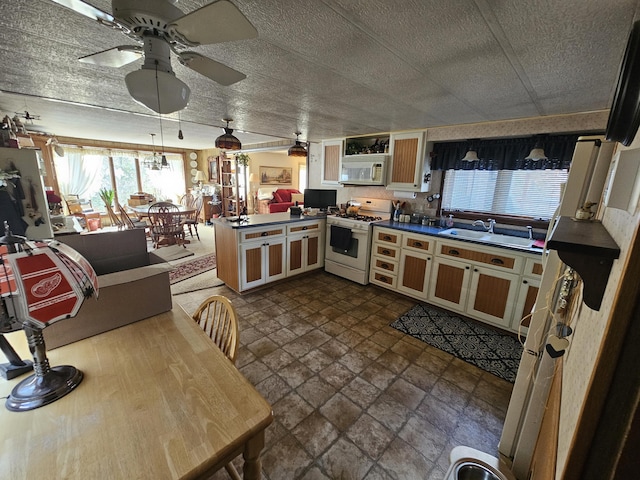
[303,189,337,210]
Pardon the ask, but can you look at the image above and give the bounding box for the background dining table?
[0,306,273,479]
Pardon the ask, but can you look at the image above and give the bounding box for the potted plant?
[98,188,115,208]
[235,153,250,167]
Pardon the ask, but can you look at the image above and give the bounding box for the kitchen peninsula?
[214,213,325,292]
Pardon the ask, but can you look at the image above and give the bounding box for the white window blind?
[442,169,568,219]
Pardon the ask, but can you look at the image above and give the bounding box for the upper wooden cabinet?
[386,130,431,192]
[321,139,343,186]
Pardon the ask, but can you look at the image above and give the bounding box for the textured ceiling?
[0,0,639,150]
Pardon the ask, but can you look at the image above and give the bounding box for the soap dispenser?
[446,214,454,228]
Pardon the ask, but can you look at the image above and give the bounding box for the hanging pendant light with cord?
[288,132,307,157]
[154,63,171,170]
[215,118,242,150]
[461,139,480,161]
[178,111,184,140]
[525,135,548,161]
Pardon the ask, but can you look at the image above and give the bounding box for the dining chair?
[65,194,101,230]
[191,295,241,480]
[115,201,148,230]
[182,195,203,240]
[148,202,185,248]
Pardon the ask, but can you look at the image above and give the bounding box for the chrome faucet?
[472,218,496,234]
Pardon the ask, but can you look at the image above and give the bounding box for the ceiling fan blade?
[170,0,257,46]
[79,46,143,68]
[50,0,115,24]
[179,52,246,86]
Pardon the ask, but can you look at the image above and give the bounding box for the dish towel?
[330,225,352,251]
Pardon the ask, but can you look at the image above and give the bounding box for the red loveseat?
[267,188,303,213]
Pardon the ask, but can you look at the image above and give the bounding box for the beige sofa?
[43,228,173,349]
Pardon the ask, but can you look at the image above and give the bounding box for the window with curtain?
[54,147,185,212]
[434,134,579,220]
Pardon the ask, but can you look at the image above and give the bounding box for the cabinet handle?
[381,263,390,270]
[465,266,470,270]
[261,232,268,237]
[474,268,478,272]
[491,258,505,265]
[302,226,308,230]
[414,242,423,247]
[523,280,528,284]
[449,249,460,255]
[380,276,388,282]
[382,249,391,255]
[383,235,392,241]
[427,257,431,261]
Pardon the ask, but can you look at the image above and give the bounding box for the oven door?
[325,223,371,270]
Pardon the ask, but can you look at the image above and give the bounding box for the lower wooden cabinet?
[466,265,519,329]
[240,237,286,290]
[512,276,541,333]
[397,250,432,299]
[428,256,471,311]
[287,229,324,276]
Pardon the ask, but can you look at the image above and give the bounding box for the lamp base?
[0,359,33,380]
[5,365,83,412]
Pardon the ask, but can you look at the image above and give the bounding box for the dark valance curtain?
[431,134,579,171]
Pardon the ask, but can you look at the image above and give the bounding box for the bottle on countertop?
[446,214,454,228]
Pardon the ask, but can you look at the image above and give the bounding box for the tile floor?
[171,225,513,480]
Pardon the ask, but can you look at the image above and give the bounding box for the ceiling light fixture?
[525,135,548,161]
[461,139,479,161]
[178,111,184,140]
[215,118,242,150]
[288,132,307,157]
[124,39,190,114]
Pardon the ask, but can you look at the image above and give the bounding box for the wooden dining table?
[129,203,196,219]
[0,306,273,479]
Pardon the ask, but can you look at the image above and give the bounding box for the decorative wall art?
[208,156,218,183]
[259,166,292,185]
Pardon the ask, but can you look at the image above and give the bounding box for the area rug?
[169,253,217,284]
[390,304,523,383]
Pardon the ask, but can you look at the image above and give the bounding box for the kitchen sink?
[438,228,534,248]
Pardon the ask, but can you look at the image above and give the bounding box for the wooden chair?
[182,195,203,240]
[103,202,124,230]
[148,202,186,248]
[65,194,101,229]
[191,295,241,480]
[115,201,148,230]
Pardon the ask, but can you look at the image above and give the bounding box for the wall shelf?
[547,216,620,310]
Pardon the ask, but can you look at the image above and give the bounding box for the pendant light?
[215,118,242,150]
[143,133,161,170]
[461,139,479,161]
[178,111,184,140]
[525,135,548,161]
[288,132,307,157]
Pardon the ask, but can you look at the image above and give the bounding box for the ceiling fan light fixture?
[288,132,307,157]
[125,68,190,114]
[215,119,242,150]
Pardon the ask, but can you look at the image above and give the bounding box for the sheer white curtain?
[54,147,104,198]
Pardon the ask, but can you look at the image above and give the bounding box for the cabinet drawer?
[438,242,521,272]
[371,270,397,288]
[404,234,433,253]
[524,257,544,277]
[241,227,286,243]
[371,256,399,274]
[372,243,400,260]
[374,227,401,246]
[287,222,322,234]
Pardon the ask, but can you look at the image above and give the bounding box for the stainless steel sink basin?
[455,463,502,480]
[438,228,534,248]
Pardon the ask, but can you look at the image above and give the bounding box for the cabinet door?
[428,256,470,312]
[240,238,286,290]
[387,131,428,191]
[287,231,323,276]
[398,250,432,300]
[240,241,265,290]
[322,139,343,185]
[513,276,541,333]
[466,265,519,329]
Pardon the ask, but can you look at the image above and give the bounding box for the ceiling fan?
[51,0,257,114]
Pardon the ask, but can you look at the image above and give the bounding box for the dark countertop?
[373,219,544,255]
[213,212,327,229]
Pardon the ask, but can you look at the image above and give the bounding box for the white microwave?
[339,154,388,185]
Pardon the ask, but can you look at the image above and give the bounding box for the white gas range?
[325,198,391,285]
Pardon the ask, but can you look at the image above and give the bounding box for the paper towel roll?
[393,191,417,199]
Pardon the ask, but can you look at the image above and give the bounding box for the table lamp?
[0,222,99,411]
[194,170,207,190]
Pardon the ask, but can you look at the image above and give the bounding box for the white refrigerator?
[0,147,54,240]
[498,136,616,478]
